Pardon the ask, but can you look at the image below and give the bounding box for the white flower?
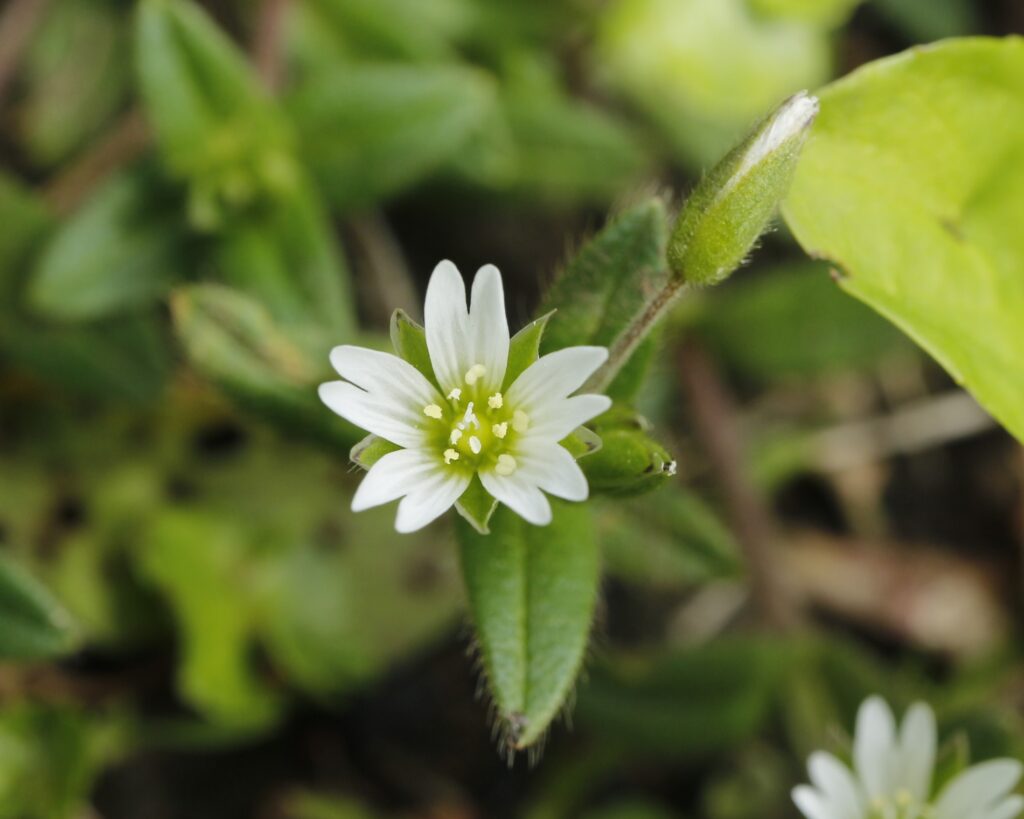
[318,260,612,533]
[793,696,1024,819]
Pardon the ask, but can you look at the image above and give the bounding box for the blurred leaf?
[17,0,130,167]
[213,179,357,346]
[28,167,183,320]
[0,553,75,660]
[171,284,359,450]
[578,639,789,757]
[289,63,496,210]
[581,802,678,819]
[139,510,282,728]
[457,502,600,750]
[540,199,669,396]
[0,174,51,300]
[136,0,286,178]
[597,488,741,588]
[748,0,862,27]
[599,0,831,167]
[870,0,980,42]
[693,262,908,380]
[783,38,1024,442]
[301,0,471,61]
[0,704,128,819]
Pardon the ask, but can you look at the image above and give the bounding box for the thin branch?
[42,109,150,216]
[676,339,800,631]
[584,276,685,393]
[345,213,419,328]
[0,0,50,105]
[251,0,291,92]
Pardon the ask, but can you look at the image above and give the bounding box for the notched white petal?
[352,449,438,512]
[479,470,552,526]
[506,346,609,412]
[424,259,470,394]
[517,445,589,502]
[523,394,612,442]
[319,381,425,449]
[394,471,470,533]
[468,264,509,391]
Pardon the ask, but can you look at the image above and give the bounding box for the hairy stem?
[583,275,685,393]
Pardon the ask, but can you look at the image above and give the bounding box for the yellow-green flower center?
[421,364,529,475]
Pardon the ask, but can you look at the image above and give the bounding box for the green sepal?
[350,434,400,471]
[561,426,603,461]
[582,407,675,496]
[454,476,499,535]
[502,310,554,390]
[390,308,438,387]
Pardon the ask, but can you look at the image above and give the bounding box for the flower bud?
[668,92,819,287]
[582,407,675,496]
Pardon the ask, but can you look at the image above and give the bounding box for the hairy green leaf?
[783,38,1024,442]
[457,502,600,750]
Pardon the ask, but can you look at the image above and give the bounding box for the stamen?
[464,364,486,385]
[462,402,479,429]
[443,448,460,465]
[492,422,508,439]
[495,454,517,475]
[447,387,462,402]
[423,404,443,419]
[449,428,463,445]
[487,392,503,409]
[512,410,530,433]
[468,436,482,454]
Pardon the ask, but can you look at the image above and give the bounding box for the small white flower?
[793,696,1024,819]
[318,260,612,533]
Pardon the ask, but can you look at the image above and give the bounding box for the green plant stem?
[583,275,684,393]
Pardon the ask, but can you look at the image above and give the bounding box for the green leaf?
[28,168,183,320]
[577,639,789,757]
[0,554,75,660]
[288,63,496,209]
[136,0,285,176]
[457,502,600,751]
[693,261,909,380]
[390,308,437,386]
[503,311,553,389]
[748,0,863,26]
[170,284,359,450]
[782,38,1024,442]
[213,179,357,347]
[139,510,281,728]
[0,173,51,301]
[539,199,669,391]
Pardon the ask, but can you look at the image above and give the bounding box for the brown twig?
[676,339,800,630]
[0,0,50,105]
[42,109,150,217]
[251,0,292,92]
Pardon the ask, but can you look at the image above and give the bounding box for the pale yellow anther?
[443,448,460,465]
[512,410,530,433]
[449,428,463,445]
[495,454,517,476]
[492,422,508,439]
[423,404,443,419]
[448,387,462,402]
[464,364,486,385]
[487,392,503,409]
[468,435,482,455]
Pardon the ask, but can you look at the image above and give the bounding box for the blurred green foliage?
[0,0,1020,816]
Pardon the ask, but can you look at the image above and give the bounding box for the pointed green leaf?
[288,63,496,209]
[28,167,183,320]
[171,284,359,450]
[782,38,1024,443]
[390,308,437,386]
[457,502,600,751]
[0,554,75,660]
